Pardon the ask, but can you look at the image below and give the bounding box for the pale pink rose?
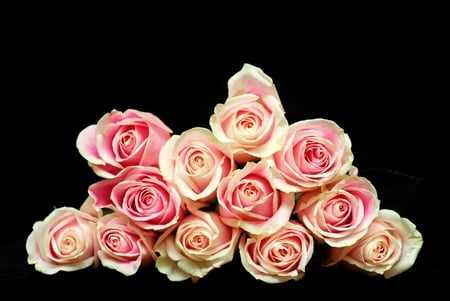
[88,165,186,232]
[26,206,99,275]
[268,118,354,193]
[154,209,241,283]
[217,160,295,236]
[76,108,172,178]
[209,63,289,163]
[96,212,157,276]
[323,209,423,279]
[159,127,235,210]
[295,174,380,247]
[239,220,315,283]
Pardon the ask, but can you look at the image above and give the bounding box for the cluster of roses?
[26,63,423,283]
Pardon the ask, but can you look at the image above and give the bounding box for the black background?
[2,11,442,298]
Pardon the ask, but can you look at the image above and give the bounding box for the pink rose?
[217,160,295,236]
[96,212,157,275]
[209,63,289,163]
[239,220,315,283]
[154,209,241,282]
[268,118,354,193]
[295,173,380,247]
[323,209,423,278]
[88,165,186,232]
[26,205,99,275]
[76,108,172,178]
[159,127,235,209]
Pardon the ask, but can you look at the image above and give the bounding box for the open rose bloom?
[26,205,99,275]
[96,212,157,276]
[88,165,186,232]
[76,108,172,178]
[158,127,236,210]
[295,172,381,247]
[239,220,314,283]
[26,63,423,283]
[323,209,423,278]
[154,210,241,283]
[217,160,295,236]
[209,63,289,164]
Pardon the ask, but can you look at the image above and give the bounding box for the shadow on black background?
[2,26,439,297]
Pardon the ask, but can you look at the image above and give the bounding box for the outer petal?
[379,209,424,278]
[227,63,281,102]
[76,125,104,165]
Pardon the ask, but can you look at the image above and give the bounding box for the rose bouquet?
[25,63,423,284]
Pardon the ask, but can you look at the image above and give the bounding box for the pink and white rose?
[26,204,99,275]
[323,209,423,278]
[209,63,289,163]
[96,212,157,276]
[154,209,241,283]
[88,165,186,232]
[295,174,380,247]
[268,118,354,193]
[217,160,295,236]
[159,127,235,209]
[76,108,172,178]
[239,220,314,283]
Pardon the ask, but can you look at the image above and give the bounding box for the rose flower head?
[210,63,289,164]
[76,108,172,178]
[239,220,314,283]
[159,127,236,210]
[88,165,186,232]
[26,204,99,275]
[96,212,157,276]
[295,173,380,248]
[217,160,295,236]
[154,209,241,283]
[269,118,354,193]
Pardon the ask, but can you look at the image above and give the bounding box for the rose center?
[188,232,210,250]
